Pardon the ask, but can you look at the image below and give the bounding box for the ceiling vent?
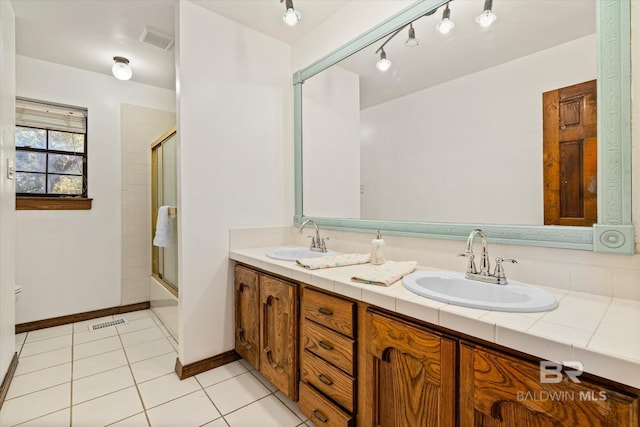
[140,26,175,51]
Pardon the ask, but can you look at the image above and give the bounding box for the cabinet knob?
[317,374,333,386]
[317,307,333,316]
[318,340,334,351]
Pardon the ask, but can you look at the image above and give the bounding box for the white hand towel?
[153,206,172,247]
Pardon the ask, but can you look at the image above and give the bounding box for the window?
[15,98,91,209]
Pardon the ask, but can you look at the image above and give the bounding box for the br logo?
[539,361,583,384]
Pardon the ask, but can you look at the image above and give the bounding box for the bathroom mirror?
[294,0,633,254]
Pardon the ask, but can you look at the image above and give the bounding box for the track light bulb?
[405,24,420,47]
[476,0,497,27]
[282,0,301,26]
[376,49,391,72]
[436,4,455,34]
[112,56,132,81]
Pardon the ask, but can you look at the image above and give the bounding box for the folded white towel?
[153,206,172,247]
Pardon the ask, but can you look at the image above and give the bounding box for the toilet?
[14,285,22,302]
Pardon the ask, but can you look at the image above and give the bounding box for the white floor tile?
[25,324,73,343]
[119,310,153,322]
[16,408,70,427]
[20,334,72,358]
[72,365,135,404]
[120,326,165,348]
[73,326,118,345]
[195,360,247,388]
[205,372,271,415]
[72,386,143,427]
[124,337,174,364]
[249,369,278,392]
[6,363,71,400]
[224,395,302,427]
[130,352,177,384]
[74,336,122,360]
[237,358,256,371]
[146,390,221,427]
[15,333,27,349]
[117,317,158,335]
[15,347,71,376]
[107,412,149,427]
[202,418,229,427]
[275,391,307,421]
[0,383,70,426]
[72,349,128,380]
[137,373,200,409]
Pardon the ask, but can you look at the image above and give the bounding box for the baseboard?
[15,301,151,334]
[0,353,18,410]
[175,350,240,380]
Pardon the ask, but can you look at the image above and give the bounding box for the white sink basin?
[265,247,338,261]
[403,270,557,313]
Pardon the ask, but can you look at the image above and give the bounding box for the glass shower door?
[151,130,178,292]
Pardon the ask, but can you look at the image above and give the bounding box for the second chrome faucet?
[458,229,517,285]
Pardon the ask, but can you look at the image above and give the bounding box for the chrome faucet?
[298,219,329,252]
[458,229,517,285]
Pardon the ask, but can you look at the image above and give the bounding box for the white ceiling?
[10,0,596,101]
[10,0,350,90]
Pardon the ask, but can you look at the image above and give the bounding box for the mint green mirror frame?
[293,0,633,254]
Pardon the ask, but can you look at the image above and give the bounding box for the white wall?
[0,0,16,382]
[121,104,175,305]
[303,65,360,218]
[176,1,291,364]
[361,35,596,224]
[15,56,175,323]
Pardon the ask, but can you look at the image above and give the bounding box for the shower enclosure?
[151,128,178,294]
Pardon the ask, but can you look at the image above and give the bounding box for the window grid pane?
[15,125,87,197]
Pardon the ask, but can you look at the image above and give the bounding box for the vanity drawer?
[299,381,353,427]
[302,319,355,375]
[301,350,355,413]
[303,288,354,338]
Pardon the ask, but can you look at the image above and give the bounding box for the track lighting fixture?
[281,0,301,26]
[112,56,132,81]
[436,3,455,34]
[376,48,392,72]
[476,0,497,27]
[405,24,420,47]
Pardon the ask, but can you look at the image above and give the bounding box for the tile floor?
[1,310,316,427]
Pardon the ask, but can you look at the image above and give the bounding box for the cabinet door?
[234,265,260,369]
[460,343,640,427]
[362,310,456,427]
[260,275,298,401]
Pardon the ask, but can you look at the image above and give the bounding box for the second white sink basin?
[265,247,338,261]
[403,270,557,313]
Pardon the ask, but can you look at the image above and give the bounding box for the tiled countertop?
[230,246,640,389]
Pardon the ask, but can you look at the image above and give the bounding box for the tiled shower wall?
[121,104,175,305]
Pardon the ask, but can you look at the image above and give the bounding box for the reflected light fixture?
[376,48,392,72]
[476,0,497,27]
[112,56,132,81]
[405,23,420,47]
[436,3,455,34]
[281,0,301,26]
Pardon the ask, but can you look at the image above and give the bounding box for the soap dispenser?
[371,229,386,265]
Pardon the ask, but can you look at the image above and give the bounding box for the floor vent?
[89,318,128,332]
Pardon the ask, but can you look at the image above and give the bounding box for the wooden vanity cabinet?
[460,342,640,427]
[360,309,456,427]
[234,265,260,368]
[299,287,357,427]
[234,265,298,401]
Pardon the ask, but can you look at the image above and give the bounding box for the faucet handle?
[457,252,477,274]
[494,257,517,279]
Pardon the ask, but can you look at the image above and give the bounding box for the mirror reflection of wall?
[302,0,596,226]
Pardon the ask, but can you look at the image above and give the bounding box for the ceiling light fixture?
[112,56,132,81]
[376,48,392,72]
[436,3,455,34]
[476,0,497,28]
[405,24,420,47]
[281,0,301,26]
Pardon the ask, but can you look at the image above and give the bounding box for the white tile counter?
[230,246,640,389]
